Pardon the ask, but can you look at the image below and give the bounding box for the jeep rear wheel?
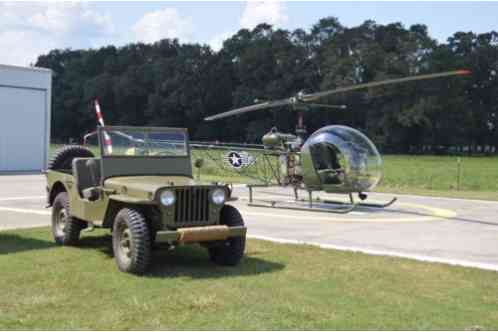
[208,205,246,266]
[112,208,151,275]
[52,192,85,245]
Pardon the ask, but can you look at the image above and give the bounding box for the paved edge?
[249,234,498,272]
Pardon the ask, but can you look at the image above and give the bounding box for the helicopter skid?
[246,184,397,214]
[319,197,398,209]
[247,200,356,214]
[247,184,357,214]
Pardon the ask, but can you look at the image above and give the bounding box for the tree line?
[36,17,498,154]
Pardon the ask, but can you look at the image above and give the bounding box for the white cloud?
[209,31,234,52]
[131,8,193,44]
[207,1,289,52]
[0,2,114,66]
[0,30,57,67]
[240,0,289,30]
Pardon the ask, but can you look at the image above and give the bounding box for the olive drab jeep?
[46,126,246,275]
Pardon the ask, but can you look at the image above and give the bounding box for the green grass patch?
[1,227,498,330]
[380,155,498,192]
[376,155,498,201]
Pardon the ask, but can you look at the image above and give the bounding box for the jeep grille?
[174,187,210,224]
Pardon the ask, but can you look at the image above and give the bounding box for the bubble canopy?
[301,125,383,192]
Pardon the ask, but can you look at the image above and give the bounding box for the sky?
[1,1,498,67]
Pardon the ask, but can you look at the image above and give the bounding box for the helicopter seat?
[317,168,345,185]
[310,143,345,185]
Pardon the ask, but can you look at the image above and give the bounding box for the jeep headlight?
[211,188,226,205]
[160,190,176,206]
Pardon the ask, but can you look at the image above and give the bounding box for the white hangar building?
[0,64,52,172]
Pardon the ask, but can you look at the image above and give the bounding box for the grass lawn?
[379,155,498,196]
[1,227,498,330]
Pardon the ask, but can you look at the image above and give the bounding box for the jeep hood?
[104,176,197,197]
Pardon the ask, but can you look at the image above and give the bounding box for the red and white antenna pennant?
[94,99,113,154]
[94,99,105,127]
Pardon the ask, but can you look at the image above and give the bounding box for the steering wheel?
[317,168,340,175]
[150,151,174,156]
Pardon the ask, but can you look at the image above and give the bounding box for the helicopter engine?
[300,125,383,194]
[262,127,301,151]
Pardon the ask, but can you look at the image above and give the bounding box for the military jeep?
[46,126,246,275]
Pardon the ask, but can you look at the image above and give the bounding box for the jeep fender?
[47,181,69,207]
[102,195,157,228]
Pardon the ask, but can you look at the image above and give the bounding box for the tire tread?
[208,205,245,266]
[113,208,151,275]
[52,192,85,245]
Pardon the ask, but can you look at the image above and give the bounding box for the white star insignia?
[229,154,242,166]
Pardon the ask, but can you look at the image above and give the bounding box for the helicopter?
[192,69,472,213]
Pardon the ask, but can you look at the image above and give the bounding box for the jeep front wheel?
[208,205,246,266]
[112,208,151,275]
[52,192,85,245]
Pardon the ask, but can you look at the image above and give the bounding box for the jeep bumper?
[155,225,246,244]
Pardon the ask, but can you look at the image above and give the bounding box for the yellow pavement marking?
[399,202,457,219]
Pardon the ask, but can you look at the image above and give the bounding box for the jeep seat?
[72,158,102,201]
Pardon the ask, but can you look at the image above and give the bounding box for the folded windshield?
[99,127,188,157]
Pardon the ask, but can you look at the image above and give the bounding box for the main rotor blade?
[301,69,471,102]
[304,103,347,110]
[204,98,292,121]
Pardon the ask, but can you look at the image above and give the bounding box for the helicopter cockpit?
[309,142,345,185]
[301,125,383,193]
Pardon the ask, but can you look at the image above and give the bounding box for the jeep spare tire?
[48,145,94,170]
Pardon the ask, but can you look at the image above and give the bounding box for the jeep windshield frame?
[97,126,193,180]
[98,126,188,157]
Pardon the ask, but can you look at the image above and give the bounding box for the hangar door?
[0,86,47,171]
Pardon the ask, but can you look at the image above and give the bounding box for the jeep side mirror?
[194,158,204,180]
[194,158,204,168]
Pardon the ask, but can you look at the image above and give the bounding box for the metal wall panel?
[0,64,51,172]
[0,86,47,171]
[0,64,51,90]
